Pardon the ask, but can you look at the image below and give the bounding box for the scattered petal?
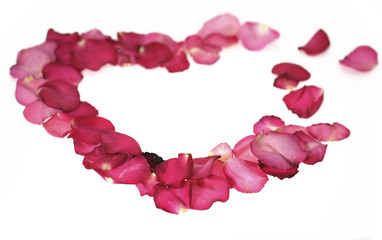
[238,22,279,51]
[161,49,190,73]
[339,46,378,71]
[283,85,324,118]
[136,173,158,197]
[294,131,327,165]
[298,29,330,55]
[232,135,259,163]
[307,122,350,141]
[184,35,221,64]
[253,115,285,135]
[272,63,310,89]
[15,77,46,106]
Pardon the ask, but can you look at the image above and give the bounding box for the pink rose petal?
[23,100,60,125]
[46,29,80,44]
[184,35,221,65]
[155,154,193,186]
[99,130,142,155]
[67,102,98,118]
[38,80,80,112]
[136,42,173,69]
[298,29,330,55]
[190,156,219,180]
[208,142,234,162]
[253,115,285,135]
[42,62,83,84]
[136,173,158,197]
[15,77,46,106]
[272,63,311,90]
[161,49,190,73]
[283,85,324,118]
[294,131,327,165]
[273,77,299,90]
[83,146,128,170]
[238,22,280,51]
[43,112,72,137]
[232,135,259,163]
[339,46,378,71]
[153,181,191,214]
[307,122,350,141]
[224,157,268,193]
[190,176,230,210]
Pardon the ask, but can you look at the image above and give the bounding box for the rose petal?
[43,112,72,137]
[23,100,60,124]
[190,176,230,210]
[283,85,324,118]
[273,77,299,90]
[67,102,98,118]
[136,42,173,69]
[161,49,190,73]
[307,122,350,141]
[38,80,80,112]
[253,115,285,135]
[15,77,46,106]
[272,63,311,89]
[155,154,193,186]
[208,142,234,162]
[294,131,327,165]
[298,29,330,55]
[83,146,128,170]
[232,135,259,163]
[42,62,83,84]
[339,46,378,71]
[46,29,80,44]
[136,173,158,197]
[184,35,221,65]
[238,22,280,51]
[223,157,268,193]
[99,130,142,155]
[153,181,191,214]
[190,156,219,180]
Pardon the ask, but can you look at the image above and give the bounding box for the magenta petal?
[307,122,350,141]
[136,42,173,69]
[253,115,285,135]
[339,46,378,71]
[153,181,191,214]
[99,130,142,155]
[190,156,219,180]
[67,102,98,118]
[283,85,324,118]
[224,157,268,193]
[83,146,128,170]
[42,62,83,84]
[232,135,259,163]
[294,131,327,165]
[96,155,151,184]
[23,100,60,124]
[298,29,330,55]
[43,112,72,137]
[136,173,158,197]
[46,29,80,44]
[190,176,230,210]
[208,142,234,161]
[71,116,115,131]
[15,77,46,106]
[250,131,307,179]
[258,163,299,179]
[272,63,311,90]
[273,77,299,90]
[238,22,280,51]
[155,154,193,186]
[161,50,190,73]
[38,80,80,112]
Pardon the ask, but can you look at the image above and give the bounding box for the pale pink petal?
[208,142,234,162]
[15,77,46,106]
[283,85,324,118]
[190,156,219,180]
[23,100,60,124]
[253,115,285,135]
[294,131,327,165]
[233,135,259,163]
[38,80,80,112]
[224,157,268,193]
[184,35,221,65]
[298,29,330,55]
[339,46,378,71]
[238,22,280,51]
[278,124,308,135]
[190,176,230,210]
[250,131,307,179]
[81,29,109,40]
[43,112,72,137]
[155,154,193,186]
[153,181,191,214]
[307,122,350,141]
[42,62,83,84]
[99,130,142,155]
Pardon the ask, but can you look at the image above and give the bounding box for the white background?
[0,0,381,239]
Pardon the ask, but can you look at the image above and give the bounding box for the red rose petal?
[339,46,378,71]
[46,29,80,44]
[232,135,259,164]
[42,62,83,84]
[190,156,219,180]
[83,146,128,170]
[67,102,98,118]
[136,42,173,69]
[153,181,191,214]
[257,163,299,179]
[161,49,190,73]
[238,22,280,51]
[38,80,80,112]
[23,100,60,125]
[190,176,230,210]
[99,130,142,155]
[283,85,324,118]
[224,157,268,193]
[155,154,193,186]
[43,112,72,137]
[307,122,350,141]
[298,29,330,55]
[272,63,311,89]
[273,77,299,90]
[253,115,285,135]
[294,131,327,165]
[136,173,158,197]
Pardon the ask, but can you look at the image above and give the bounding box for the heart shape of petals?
[10,14,352,214]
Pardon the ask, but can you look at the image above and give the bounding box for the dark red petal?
[294,131,327,165]
[232,135,259,163]
[117,32,143,50]
[272,63,311,81]
[161,50,190,73]
[136,42,173,69]
[99,130,142,155]
[96,155,151,184]
[190,156,219,180]
[71,116,114,131]
[283,85,324,118]
[298,29,330,55]
[155,154,193,186]
[83,146,127,170]
[184,35,221,65]
[253,115,285,135]
[46,29,80,44]
[42,62,83,84]
[153,181,191,214]
[273,77,299,90]
[190,176,230,210]
[224,157,268,193]
[339,46,378,71]
[258,162,299,179]
[142,33,179,54]
[238,22,280,51]
[54,42,77,65]
[67,102,98,118]
[23,100,60,124]
[38,80,80,112]
[71,39,118,70]
[307,122,350,141]
[43,112,72,137]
